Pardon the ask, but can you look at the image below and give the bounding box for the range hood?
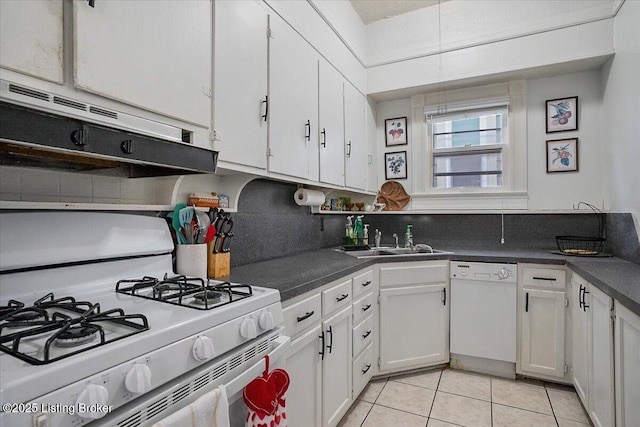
[0,82,217,178]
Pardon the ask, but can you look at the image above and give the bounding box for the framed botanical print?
[385,151,407,179]
[547,138,578,173]
[546,96,578,133]
[385,117,407,146]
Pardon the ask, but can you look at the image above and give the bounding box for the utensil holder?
[176,244,208,278]
[207,241,230,278]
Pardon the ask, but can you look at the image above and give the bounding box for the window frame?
[428,105,509,191]
[408,81,528,211]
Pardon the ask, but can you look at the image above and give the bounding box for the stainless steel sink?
[338,246,453,259]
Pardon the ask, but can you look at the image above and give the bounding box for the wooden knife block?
[207,241,230,278]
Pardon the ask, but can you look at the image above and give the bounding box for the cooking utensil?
[172,203,187,244]
[204,224,217,243]
[179,206,194,229]
[221,231,233,253]
[194,209,210,243]
[207,207,218,224]
[216,218,234,253]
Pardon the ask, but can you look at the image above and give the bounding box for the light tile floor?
[338,368,593,427]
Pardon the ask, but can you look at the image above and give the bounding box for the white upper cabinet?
[74,0,212,127]
[319,60,345,187]
[0,0,64,84]
[268,15,320,181]
[344,82,367,191]
[213,0,268,170]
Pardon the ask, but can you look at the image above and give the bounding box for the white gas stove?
[0,212,287,427]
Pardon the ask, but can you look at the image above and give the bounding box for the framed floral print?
[547,138,578,173]
[385,117,407,146]
[385,151,407,180]
[546,96,578,133]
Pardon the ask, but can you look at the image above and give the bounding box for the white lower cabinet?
[351,269,375,399]
[379,261,449,374]
[571,272,615,427]
[285,324,322,427]
[283,268,374,427]
[615,302,640,427]
[322,305,352,427]
[518,264,568,380]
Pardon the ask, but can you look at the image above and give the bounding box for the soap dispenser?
[404,224,413,248]
[363,224,370,246]
[346,216,354,244]
[354,216,364,245]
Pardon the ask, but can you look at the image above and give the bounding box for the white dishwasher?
[450,261,517,363]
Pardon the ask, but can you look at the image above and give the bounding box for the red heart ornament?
[243,368,290,415]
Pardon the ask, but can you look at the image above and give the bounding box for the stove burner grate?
[0,299,25,321]
[0,294,149,365]
[116,274,253,310]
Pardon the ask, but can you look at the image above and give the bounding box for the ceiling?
[349,0,445,24]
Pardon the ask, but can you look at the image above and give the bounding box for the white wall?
[526,71,605,210]
[602,0,640,218]
[375,70,608,211]
[374,98,413,194]
[365,0,616,67]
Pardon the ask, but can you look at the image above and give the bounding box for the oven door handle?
[225,335,290,399]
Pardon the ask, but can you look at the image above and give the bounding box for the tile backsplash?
[2,170,637,265]
[0,165,165,204]
[230,179,639,266]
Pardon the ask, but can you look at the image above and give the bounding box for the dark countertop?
[224,247,640,316]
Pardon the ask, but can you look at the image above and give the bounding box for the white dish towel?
[152,384,230,427]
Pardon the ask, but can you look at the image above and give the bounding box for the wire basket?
[555,202,607,256]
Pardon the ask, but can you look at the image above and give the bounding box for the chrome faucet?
[374,229,381,248]
[392,233,399,248]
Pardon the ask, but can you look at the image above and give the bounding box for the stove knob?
[125,363,152,394]
[259,311,275,330]
[75,384,109,419]
[192,336,215,361]
[240,317,257,339]
[497,268,510,280]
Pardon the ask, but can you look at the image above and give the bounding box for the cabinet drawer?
[352,292,374,325]
[352,269,374,298]
[352,342,374,399]
[352,314,374,357]
[323,279,352,316]
[283,294,322,338]
[380,262,448,287]
[521,266,566,289]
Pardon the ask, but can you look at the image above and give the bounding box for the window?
[428,105,508,190]
[410,82,527,211]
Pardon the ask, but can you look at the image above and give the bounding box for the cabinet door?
[285,324,322,427]
[0,0,63,83]
[344,82,367,190]
[214,0,268,169]
[322,305,352,427]
[571,276,589,404]
[365,99,378,193]
[268,15,319,180]
[74,1,212,127]
[318,60,345,186]
[588,285,615,427]
[520,288,566,378]
[380,284,448,372]
[615,302,640,427]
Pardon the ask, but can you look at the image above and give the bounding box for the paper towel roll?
[294,189,325,206]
